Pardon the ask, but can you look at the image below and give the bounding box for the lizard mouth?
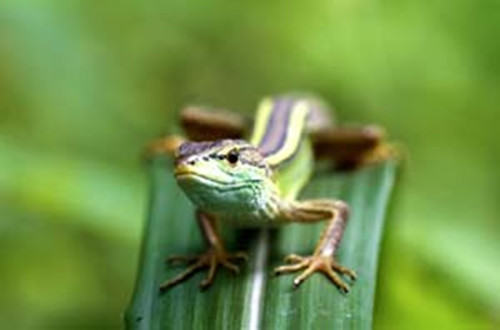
[175,170,262,189]
[175,170,229,186]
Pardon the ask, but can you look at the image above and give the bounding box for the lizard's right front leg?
[159,211,248,292]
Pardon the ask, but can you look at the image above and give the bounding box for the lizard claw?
[160,249,248,292]
[274,254,355,293]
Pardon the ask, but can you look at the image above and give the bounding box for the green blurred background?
[1,1,499,329]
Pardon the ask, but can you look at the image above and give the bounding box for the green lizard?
[151,94,392,293]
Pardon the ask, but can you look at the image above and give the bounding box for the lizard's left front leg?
[275,200,357,293]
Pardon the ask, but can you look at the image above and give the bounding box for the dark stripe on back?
[257,98,294,156]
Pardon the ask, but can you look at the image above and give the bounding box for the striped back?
[250,95,332,168]
[249,95,333,199]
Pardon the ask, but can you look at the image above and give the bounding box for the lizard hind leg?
[274,200,356,293]
[143,135,186,160]
[144,105,249,161]
[312,125,400,169]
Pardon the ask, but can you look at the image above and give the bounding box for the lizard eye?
[227,150,239,164]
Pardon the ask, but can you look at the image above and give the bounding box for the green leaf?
[125,157,398,330]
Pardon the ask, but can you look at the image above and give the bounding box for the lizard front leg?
[274,200,356,293]
[159,211,247,292]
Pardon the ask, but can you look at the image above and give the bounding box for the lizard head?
[173,139,274,213]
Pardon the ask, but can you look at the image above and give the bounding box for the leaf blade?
[125,159,398,330]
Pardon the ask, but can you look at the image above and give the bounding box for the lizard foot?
[274,254,356,293]
[143,135,186,161]
[362,141,403,166]
[159,249,248,292]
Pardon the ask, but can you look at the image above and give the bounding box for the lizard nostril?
[188,160,196,165]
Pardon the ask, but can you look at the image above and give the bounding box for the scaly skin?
[156,95,390,292]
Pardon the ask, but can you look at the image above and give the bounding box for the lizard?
[149,94,393,293]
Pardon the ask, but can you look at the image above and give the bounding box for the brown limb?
[159,211,248,292]
[143,135,186,160]
[312,125,394,169]
[275,199,356,292]
[180,106,249,141]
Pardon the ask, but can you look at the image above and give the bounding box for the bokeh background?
[1,1,499,329]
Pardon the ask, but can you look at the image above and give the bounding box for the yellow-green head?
[174,139,276,215]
